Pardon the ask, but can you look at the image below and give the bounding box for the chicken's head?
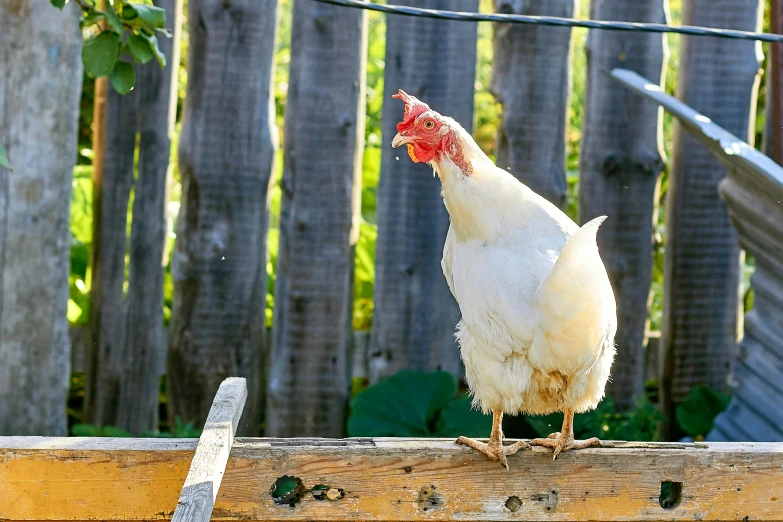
[390,89,449,164]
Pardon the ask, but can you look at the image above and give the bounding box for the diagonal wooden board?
[171,377,247,522]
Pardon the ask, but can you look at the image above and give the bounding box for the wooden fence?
[0,0,780,439]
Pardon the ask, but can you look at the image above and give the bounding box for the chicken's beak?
[391,132,413,148]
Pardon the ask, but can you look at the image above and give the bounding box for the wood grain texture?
[661,0,762,434]
[1,437,782,521]
[612,69,783,441]
[171,377,247,522]
[167,0,278,436]
[491,0,575,208]
[578,0,668,411]
[265,0,367,438]
[86,0,181,435]
[0,0,82,436]
[370,0,478,383]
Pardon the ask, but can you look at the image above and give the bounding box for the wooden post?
[3,436,783,522]
[0,0,82,436]
[579,0,668,411]
[611,68,783,442]
[491,0,575,208]
[166,0,279,436]
[171,377,247,522]
[370,0,479,383]
[661,0,763,437]
[265,0,367,437]
[86,0,182,434]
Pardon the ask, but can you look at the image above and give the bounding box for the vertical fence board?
[167,0,278,436]
[86,0,181,434]
[370,0,479,383]
[579,0,667,411]
[661,0,763,435]
[492,0,575,208]
[265,0,367,437]
[0,0,82,436]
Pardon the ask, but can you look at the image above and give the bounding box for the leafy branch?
[51,0,169,95]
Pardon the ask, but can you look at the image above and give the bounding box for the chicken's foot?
[529,410,603,460]
[455,410,530,469]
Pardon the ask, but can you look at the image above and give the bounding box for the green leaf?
[347,370,457,437]
[101,426,133,437]
[80,10,106,28]
[433,396,492,438]
[105,6,123,33]
[0,142,11,171]
[82,31,121,78]
[122,3,166,29]
[140,32,166,67]
[676,385,731,437]
[127,33,154,64]
[70,423,100,436]
[109,61,136,94]
[50,0,68,9]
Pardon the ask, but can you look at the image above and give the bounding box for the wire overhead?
[309,0,783,44]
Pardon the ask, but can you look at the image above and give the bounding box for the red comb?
[393,89,429,134]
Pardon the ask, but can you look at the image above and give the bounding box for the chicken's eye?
[423,120,435,130]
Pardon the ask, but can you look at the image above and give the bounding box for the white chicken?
[391,90,617,467]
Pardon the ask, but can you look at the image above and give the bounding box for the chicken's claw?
[529,433,603,460]
[455,436,531,470]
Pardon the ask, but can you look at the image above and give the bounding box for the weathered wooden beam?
[611,68,783,441]
[579,0,668,411]
[170,377,247,522]
[1,437,781,521]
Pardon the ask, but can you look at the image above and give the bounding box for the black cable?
[310,0,783,44]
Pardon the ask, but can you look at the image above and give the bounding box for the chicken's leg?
[455,410,530,469]
[529,409,602,460]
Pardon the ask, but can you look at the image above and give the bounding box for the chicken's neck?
[432,131,530,244]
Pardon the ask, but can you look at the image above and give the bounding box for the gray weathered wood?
[171,377,247,522]
[85,0,181,435]
[167,0,278,436]
[579,0,668,410]
[491,0,575,208]
[770,0,783,165]
[265,0,366,437]
[370,0,478,383]
[660,0,762,435]
[0,0,82,436]
[612,68,783,441]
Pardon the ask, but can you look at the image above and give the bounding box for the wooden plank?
[265,0,367,438]
[170,377,247,522]
[0,0,82,436]
[492,0,575,208]
[656,0,762,438]
[370,0,478,382]
[1,437,782,521]
[578,0,667,411]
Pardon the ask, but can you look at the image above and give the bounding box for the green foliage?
[676,385,731,438]
[0,142,11,171]
[71,423,133,437]
[53,0,169,94]
[347,370,492,438]
[526,395,666,442]
[109,60,136,94]
[70,417,202,438]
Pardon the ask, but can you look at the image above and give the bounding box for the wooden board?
[171,377,247,522]
[1,437,782,521]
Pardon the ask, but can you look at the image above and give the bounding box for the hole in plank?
[270,476,305,507]
[659,481,683,509]
[505,496,523,512]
